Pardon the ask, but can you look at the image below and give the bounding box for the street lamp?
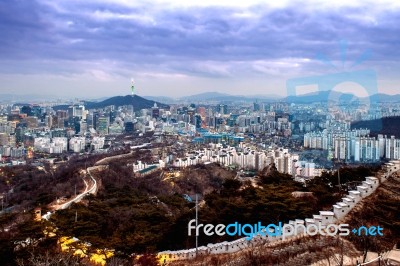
[0,195,3,212]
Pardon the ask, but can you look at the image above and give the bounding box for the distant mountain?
[284,90,362,103]
[249,94,283,100]
[366,93,400,103]
[143,96,176,104]
[179,91,282,102]
[144,91,400,104]
[180,92,231,101]
[0,93,59,103]
[53,95,168,110]
[284,91,400,104]
[85,95,169,109]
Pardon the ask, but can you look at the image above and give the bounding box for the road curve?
[58,167,97,210]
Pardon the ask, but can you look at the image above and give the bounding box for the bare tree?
[16,251,84,266]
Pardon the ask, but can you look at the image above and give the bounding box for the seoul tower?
[131,78,135,96]
[130,78,135,116]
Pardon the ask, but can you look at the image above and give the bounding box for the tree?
[134,254,160,266]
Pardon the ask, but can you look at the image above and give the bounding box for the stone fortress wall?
[158,160,400,263]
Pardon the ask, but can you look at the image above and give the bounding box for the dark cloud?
[0,0,400,97]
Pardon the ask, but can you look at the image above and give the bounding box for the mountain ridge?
[52,95,169,110]
[144,91,400,103]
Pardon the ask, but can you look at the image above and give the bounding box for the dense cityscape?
[1,0,400,265]
[1,95,400,175]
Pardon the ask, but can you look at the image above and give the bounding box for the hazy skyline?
[1,0,400,99]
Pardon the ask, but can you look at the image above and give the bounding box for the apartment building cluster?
[34,136,105,153]
[0,146,25,158]
[171,143,315,177]
[304,129,370,150]
[34,137,68,154]
[304,128,400,161]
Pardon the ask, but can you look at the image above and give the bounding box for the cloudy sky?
[1,0,400,99]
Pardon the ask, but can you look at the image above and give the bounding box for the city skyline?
[1,0,400,98]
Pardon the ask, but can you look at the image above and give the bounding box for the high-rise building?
[0,133,8,146]
[152,103,160,119]
[97,116,109,135]
[218,104,228,115]
[253,102,261,111]
[194,114,202,129]
[385,136,400,160]
[69,137,86,153]
[80,120,87,135]
[23,117,38,128]
[124,122,134,133]
[56,110,68,119]
[197,107,206,117]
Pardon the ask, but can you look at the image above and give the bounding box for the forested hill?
[351,116,400,138]
[53,95,169,111]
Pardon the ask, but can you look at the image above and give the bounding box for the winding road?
[56,167,98,210]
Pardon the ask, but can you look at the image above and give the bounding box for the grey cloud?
[1,0,400,97]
